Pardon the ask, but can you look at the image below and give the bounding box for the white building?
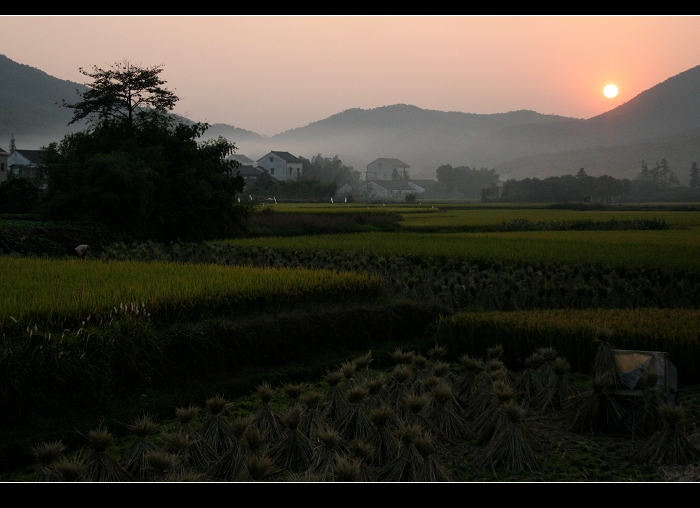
[366,158,410,181]
[256,151,303,181]
[0,148,8,183]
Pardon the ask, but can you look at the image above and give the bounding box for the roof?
[11,149,44,165]
[236,165,266,177]
[368,158,410,168]
[227,154,256,165]
[409,179,439,189]
[258,151,302,164]
[369,179,416,191]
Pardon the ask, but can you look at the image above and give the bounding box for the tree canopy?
[297,154,361,188]
[61,60,179,131]
[41,61,251,242]
[435,164,500,199]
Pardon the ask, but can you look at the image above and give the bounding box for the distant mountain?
[252,105,578,176]
[2,53,699,183]
[0,54,89,149]
[490,64,700,183]
[219,64,700,181]
[494,128,700,183]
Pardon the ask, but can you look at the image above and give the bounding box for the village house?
[365,158,411,181]
[358,179,418,200]
[7,148,47,189]
[236,165,266,185]
[0,148,8,183]
[256,151,303,181]
[227,154,257,166]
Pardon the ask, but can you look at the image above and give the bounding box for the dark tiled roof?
[368,158,410,168]
[409,179,439,189]
[12,149,44,165]
[269,151,302,163]
[236,165,265,177]
[370,179,416,191]
[228,154,256,165]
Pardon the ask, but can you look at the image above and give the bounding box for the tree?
[689,162,700,189]
[435,164,500,199]
[0,178,41,213]
[296,154,361,188]
[653,159,679,187]
[61,60,179,131]
[41,62,251,242]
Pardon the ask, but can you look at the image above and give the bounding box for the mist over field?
[2,54,700,183]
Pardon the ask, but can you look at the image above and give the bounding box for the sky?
[2,15,700,137]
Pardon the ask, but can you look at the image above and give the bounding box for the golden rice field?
[262,202,442,215]
[262,202,700,228]
[433,307,700,378]
[398,209,700,228]
[0,258,385,335]
[220,229,700,271]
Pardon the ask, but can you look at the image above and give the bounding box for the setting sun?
[603,84,619,98]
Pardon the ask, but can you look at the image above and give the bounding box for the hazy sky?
[2,15,700,137]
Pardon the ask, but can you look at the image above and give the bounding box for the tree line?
[431,161,700,203]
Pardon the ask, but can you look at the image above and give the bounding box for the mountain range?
[2,53,699,184]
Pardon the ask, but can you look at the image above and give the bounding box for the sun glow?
[603,84,619,98]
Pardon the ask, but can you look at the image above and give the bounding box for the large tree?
[41,61,251,242]
[297,154,361,188]
[435,164,500,199]
[690,162,700,189]
[61,60,179,131]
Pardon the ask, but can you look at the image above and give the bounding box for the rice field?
[0,257,385,335]
[219,229,700,271]
[399,209,700,229]
[433,307,700,380]
[261,202,441,215]
[259,203,700,227]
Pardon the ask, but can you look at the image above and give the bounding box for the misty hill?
[221,64,700,182]
[0,54,265,152]
[491,64,700,182]
[0,54,90,149]
[2,53,699,184]
[247,105,578,177]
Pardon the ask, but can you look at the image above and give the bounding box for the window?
[269,157,274,163]
[0,163,4,172]
[271,168,275,175]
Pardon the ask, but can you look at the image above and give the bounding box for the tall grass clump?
[633,405,700,466]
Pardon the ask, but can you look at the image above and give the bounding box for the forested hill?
[0,54,89,148]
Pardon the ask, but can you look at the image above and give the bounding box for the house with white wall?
[0,148,8,183]
[256,151,303,181]
[7,149,46,188]
[366,158,410,181]
[358,179,417,200]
